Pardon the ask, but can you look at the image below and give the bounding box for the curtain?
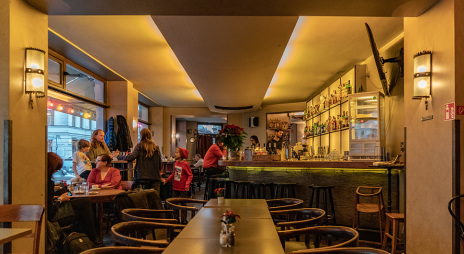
[196,134,214,158]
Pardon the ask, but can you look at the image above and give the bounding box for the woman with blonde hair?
[120,128,162,192]
[87,129,116,161]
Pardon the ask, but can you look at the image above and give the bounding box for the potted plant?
[215,188,225,203]
[219,124,247,160]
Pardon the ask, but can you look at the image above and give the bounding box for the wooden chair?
[266,198,304,211]
[165,198,207,224]
[353,186,385,245]
[281,226,359,253]
[111,221,185,247]
[0,204,44,254]
[121,208,178,223]
[382,213,405,254]
[291,247,389,254]
[271,208,325,230]
[80,246,165,253]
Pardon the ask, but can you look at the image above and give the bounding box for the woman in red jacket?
[163,147,193,198]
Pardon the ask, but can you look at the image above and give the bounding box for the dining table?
[0,228,32,245]
[163,199,284,254]
[70,188,125,239]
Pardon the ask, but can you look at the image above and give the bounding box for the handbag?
[53,201,77,226]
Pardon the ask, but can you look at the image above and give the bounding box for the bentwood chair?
[282,226,359,253]
[165,198,207,224]
[270,208,325,231]
[80,246,165,254]
[111,221,185,247]
[121,208,177,223]
[0,204,44,254]
[267,198,304,211]
[291,247,389,254]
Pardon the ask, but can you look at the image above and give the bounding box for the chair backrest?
[113,189,163,223]
[0,204,44,254]
[355,186,384,206]
[267,198,304,211]
[80,246,165,254]
[278,226,358,251]
[291,247,389,254]
[271,208,325,229]
[165,198,207,224]
[121,208,177,223]
[111,221,185,247]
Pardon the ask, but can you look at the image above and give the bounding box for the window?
[198,123,223,135]
[65,64,105,103]
[48,57,62,85]
[137,104,150,141]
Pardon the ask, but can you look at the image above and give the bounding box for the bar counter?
[219,159,402,227]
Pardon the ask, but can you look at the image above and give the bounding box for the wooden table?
[71,188,124,239]
[163,199,284,254]
[0,228,31,245]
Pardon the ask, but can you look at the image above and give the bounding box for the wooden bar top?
[219,160,376,169]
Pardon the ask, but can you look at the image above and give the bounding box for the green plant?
[219,124,247,151]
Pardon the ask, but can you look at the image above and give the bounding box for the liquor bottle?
[346,80,352,96]
[337,115,341,130]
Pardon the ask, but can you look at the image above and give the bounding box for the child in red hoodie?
[164,147,193,198]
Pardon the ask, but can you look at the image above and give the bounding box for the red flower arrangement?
[220,210,241,225]
[215,188,225,197]
[218,124,247,151]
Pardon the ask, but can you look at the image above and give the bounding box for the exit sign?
[457,106,464,115]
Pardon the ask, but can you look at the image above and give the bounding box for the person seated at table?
[193,154,204,168]
[87,154,122,189]
[119,128,162,193]
[72,139,92,180]
[47,152,103,246]
[87,129,119,162]
[163,147,193,198]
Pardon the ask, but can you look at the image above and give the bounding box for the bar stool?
[382,213,405,254]
[232,181,251,198]
[308,185,336,225]
[274,182,296,198]
[249,182,261,199]
[353,186,386,246]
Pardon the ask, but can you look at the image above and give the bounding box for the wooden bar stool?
[232,181,251,198]
[382,213,405,254]
[274,182,297,198]
[308,185,336,225]
[353,186,386,246]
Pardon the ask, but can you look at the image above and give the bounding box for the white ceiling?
[48,15,403,114]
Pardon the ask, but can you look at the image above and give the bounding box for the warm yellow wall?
[149,107,163,152]
[405,0,455,252]
[7,0,48,253]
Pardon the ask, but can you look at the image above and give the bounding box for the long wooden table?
[0,228,32,245]
[71,188,124,239]
[163,199,284,253]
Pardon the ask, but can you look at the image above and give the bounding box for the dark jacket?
[116,115,133,152]
[122,143,162,181]
[104,116,117,151]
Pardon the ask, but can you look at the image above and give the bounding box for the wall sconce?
[413,51,432,98]
[25,48,46,108]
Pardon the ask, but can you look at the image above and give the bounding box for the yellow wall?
[5,0,48,253]
[405,0,455,252]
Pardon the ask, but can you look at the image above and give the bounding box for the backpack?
[64,232,96,254]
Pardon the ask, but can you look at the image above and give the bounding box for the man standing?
[203,137,226,199]
[268,129,284,150]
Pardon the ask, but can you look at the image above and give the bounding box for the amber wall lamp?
[413,51,432,98]
[25,47,46,108]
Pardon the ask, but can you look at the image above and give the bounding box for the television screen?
[198,124,222,135]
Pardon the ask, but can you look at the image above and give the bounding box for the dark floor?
[102,183,404,253]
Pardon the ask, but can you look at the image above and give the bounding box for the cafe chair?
[271,208,325,230]
[121,208,178,223]
[165,198,207,224]
[353,186,385,246]
[290,247,389,254]
[111,221,185,247]
[280,226,359,253]
[267,198,304,211]
[0,204,44,254]
[80,246,165,253]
